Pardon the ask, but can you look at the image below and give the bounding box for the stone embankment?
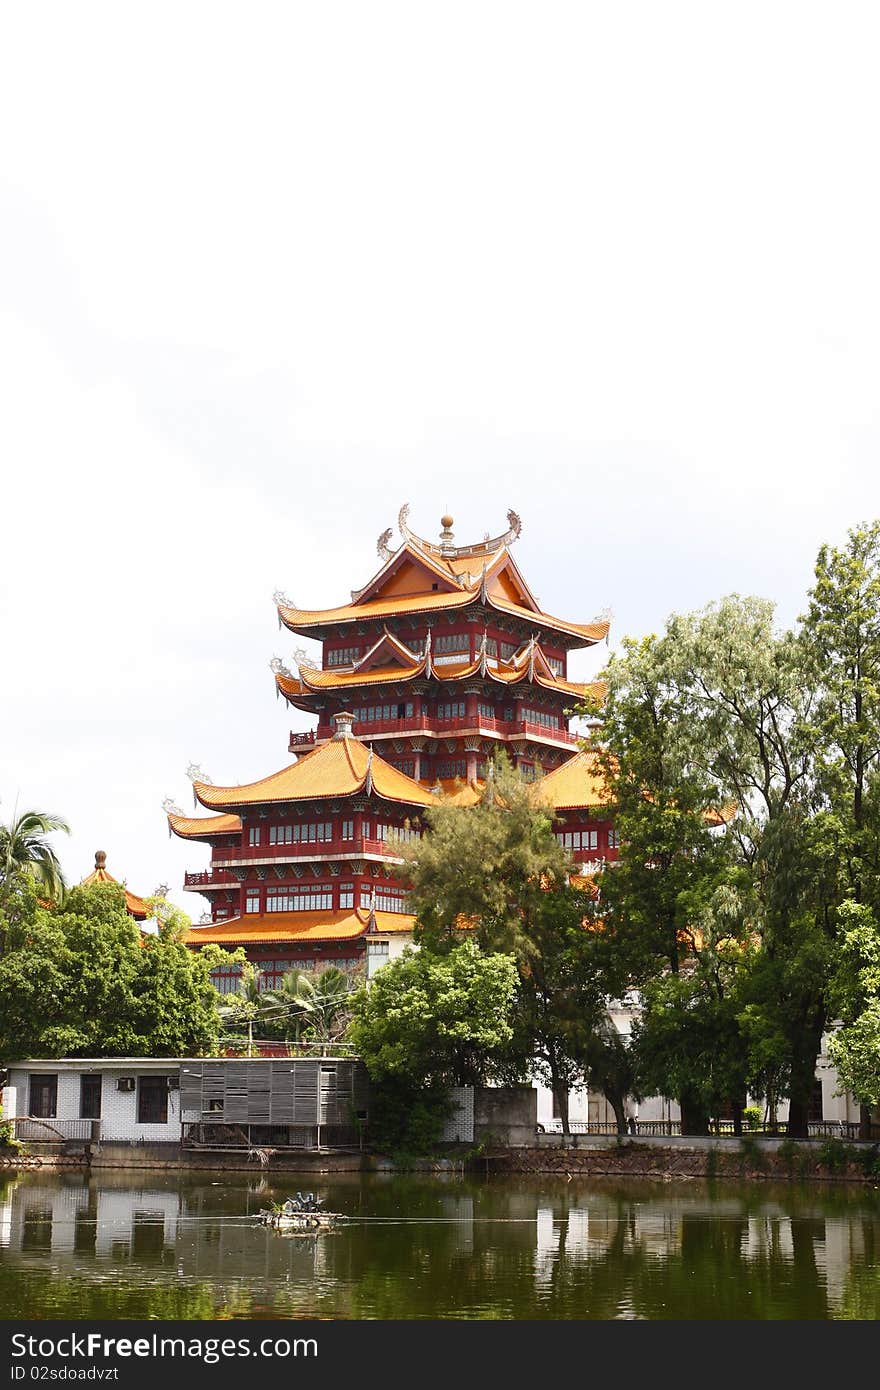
[485,1138,880,1183]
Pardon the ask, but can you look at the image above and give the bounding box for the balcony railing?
[184,869,238,890]
[291,716,580,747]
[11,1117,99,1143]
[211,836,398,867]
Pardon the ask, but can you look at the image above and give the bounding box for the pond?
[0,1168,877,1319]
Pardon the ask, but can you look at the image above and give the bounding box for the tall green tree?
[826,900,880,1109]
[0,808,70,904]
[804,520,880,908]
[397,756,624,1132]
[587,627,750,1133]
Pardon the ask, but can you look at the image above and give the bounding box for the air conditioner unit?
[116,1077,136,1092]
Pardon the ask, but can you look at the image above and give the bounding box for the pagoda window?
[555,829,599,851]
[248,826,262,847]
[436,758,467,779]
[354,702,414,724]
[485,638,498,658]
[436,700,465,721]
[477,701,496,721]
[390,759,415,777]
[522,707,560,730]
[608,828,620,849]
[360,885,373,909]
[373,885,410,913]
[245,888,261,913]
[339,883,354,909]
[269,825,295,846]
[267,886,333,912]
[519,762,536,781]
[290,821,333,843]
[547,655,564,676]
[326,645,362,667]
[341,819,354,841]
[434,634,469,655]
[503,706,514,722]
[209,964,242,995]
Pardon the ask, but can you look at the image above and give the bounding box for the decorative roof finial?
[269,656,293,677]
[162,797,184,817]
[333,711,355,740]
[186,763,212,786]
[439,513,455,552]
[273,589,295,609]
[377,528,394,563]
[95,850,106,870]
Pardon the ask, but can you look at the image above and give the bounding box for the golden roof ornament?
[396,503,522,560]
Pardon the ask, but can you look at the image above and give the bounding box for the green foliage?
[366,1078,452,1158]
[743,1105,763,1131]
[738,1135,768,1172]
[347,940,518,1086]
[0,807,70,904]
[817,1138,852,1174]
[0,877,234,1061]
[396,756,625,1130]
[399,753,571,958]
[827,901,880,1105]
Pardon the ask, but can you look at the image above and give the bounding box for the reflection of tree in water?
[1,1172,879,1319]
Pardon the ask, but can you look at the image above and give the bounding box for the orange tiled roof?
[369,910,417,935]
[192,733,438,812]
[167,811,242,841]
[80,852,149,920]
[184,909,373,946]
[278,589,608,646]
[276,660,606,703]
[530,749,611,811]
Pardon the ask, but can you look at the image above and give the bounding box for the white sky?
[1,2,878,910]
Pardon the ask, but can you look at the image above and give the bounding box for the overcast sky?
[1,2,877,910]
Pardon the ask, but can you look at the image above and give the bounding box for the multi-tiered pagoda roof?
[170,508,617,986]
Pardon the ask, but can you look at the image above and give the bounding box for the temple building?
[170,508,615,985]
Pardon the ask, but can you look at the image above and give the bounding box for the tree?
[0,807,70,904]
[804,521,880,907]
[827,900,880,1109]
[347,940,519,1154]
[0,877,234,1061]
[397,754,570,958]
[347,940,519,1087]
[587,627,752,1133]
[396,756,624,1132]
[261,966,360,1050]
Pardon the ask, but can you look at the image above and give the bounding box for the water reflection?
[0,1170,877,1320]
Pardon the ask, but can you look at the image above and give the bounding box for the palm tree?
[263,966,360,1051]
[0,807,70,902]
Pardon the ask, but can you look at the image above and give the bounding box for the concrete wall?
[474,1086,536,1147]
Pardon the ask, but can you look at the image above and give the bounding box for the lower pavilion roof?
[184,908,415,946]
[81,851,149,920]
[189,731,438,814]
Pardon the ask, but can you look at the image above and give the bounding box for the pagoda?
[81,849,150,922]
[170,507,616,987]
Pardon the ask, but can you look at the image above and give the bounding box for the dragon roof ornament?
[397,503,522,560]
